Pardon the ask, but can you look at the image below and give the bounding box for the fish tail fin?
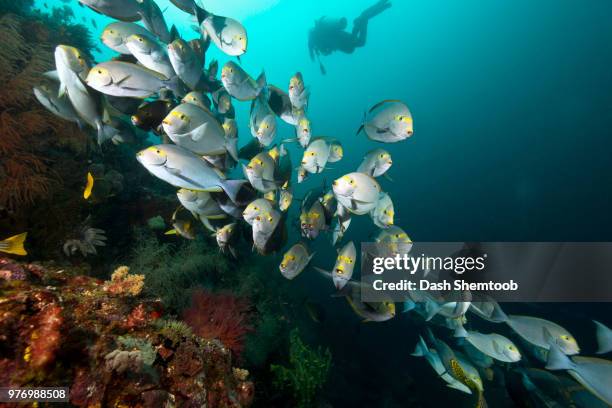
[411,335,429,357]
[164,75,184,98]
[0,232,27,256]
[164,229,177,235]
[402,300,416,313]
[453,324,468,338]
[424,297,441,321]
[220,179,247,203]
[491,303,509,323]
[256,71,267,94]
[169,25,180,42]
[545,340,575,371]
[225,137,239,162]
[96,122,117,146]
[194,4,209,24]
[594,320,612,354]
[356,124,365,136]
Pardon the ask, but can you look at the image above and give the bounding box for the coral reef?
[183,288,254,359]
[271,329,332,408]
[129,230,231,312]
[0,6,96,259]
[103,265,145,296]
[0,256,253,407]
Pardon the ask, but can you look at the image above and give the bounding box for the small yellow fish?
[83,172,94,199]
[0,232,28,256]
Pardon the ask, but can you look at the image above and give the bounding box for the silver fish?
[125,33,175,79]
[243,198,274,225]
[370,192,394,228]
[101,22,152,54]
[136,0,172,43]
[54,45,116,145]
[182,91,210,111]
[136,144,245,202]
[288,72,309,110]
[332,172,381,215]
[546,341,612,406]
[301,138,331,174]
[357,148,393,178]
[78,0,141,22]
[357,99,414,143]
[242,150,278,193]
[249,90,277,147]
[279,242,314,280]
[86,60,179,98]
[196,6,247,56]
[176,188,225,231]
[168,39,203,90]
[499,314,580,355]
[465,331,522,363]
[162,103,236,160]
[215,222,237,257]
[221,61,265,101]
[33,78,81,125]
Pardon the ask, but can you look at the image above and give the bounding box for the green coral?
[155,319,193,345]
[271,329,332,408]
[128,229,230,312]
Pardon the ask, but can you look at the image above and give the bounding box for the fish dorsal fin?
[368,99,402,114]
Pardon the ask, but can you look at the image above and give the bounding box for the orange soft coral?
[183,289,253,358]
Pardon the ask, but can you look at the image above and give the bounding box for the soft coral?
[183,289,253,358]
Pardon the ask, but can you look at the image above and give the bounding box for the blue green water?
[44,0,612,241]
[30,1,612,406]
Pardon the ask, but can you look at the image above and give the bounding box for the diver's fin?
[594,320,612,354]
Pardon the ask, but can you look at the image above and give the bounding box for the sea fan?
[183,289,253,358]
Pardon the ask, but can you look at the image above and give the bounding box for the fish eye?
[379,153,384,158]
[155,149,161,154]
[253,206,258,210]
[138,37,144,42]
[179,114,185,120]
[508,345,515,351]
[97,70,103,74]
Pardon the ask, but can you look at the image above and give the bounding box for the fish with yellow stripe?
[0,233,28,256]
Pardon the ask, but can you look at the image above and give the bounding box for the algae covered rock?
[0,256,253,407]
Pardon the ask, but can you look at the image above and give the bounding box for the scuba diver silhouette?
[308,0,392,74]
